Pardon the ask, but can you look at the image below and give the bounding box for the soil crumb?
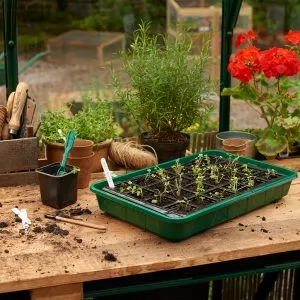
[262,216,266,221]
[44,224,69,236]
[0,202,2,207]
[74,237,82,244]
[57,208,92,218]
[102,250,117,262]
[33,226,43,234]
[0,222,8,228]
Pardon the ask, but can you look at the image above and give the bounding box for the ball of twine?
[109,141,158,170]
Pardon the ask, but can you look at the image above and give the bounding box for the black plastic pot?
[36,163,78,209]
[140,132,190,163]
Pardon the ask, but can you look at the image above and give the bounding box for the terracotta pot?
[90,140,112,173]
[222,138,248,151]
[46,143,64,163]
[68,152,95,189]
[69,139,94,158]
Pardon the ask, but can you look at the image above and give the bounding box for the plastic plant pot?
[36,163,78,209]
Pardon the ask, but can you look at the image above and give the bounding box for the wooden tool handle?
[55,216,107,231]
[9,83,28,133]
[6,92,15,122]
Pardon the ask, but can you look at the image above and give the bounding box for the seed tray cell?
[91,150,297,241]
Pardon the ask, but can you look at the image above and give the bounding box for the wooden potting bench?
[0,159,299,300]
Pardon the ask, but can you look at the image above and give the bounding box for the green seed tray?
[90,150,297,241]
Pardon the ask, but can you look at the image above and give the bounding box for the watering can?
[0,51,48,86]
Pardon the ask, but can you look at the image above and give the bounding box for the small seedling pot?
[36,163,78,209]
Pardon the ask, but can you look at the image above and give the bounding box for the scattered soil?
[4,249,9,253]
[33,226,43,234]
[74,237,82,244]
[44,224,69,236]
[261,228,268,233]
[102,250,117,262]
[262,216,266,221]
[0,222,8,228]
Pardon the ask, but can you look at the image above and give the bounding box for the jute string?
[109,141,158,169]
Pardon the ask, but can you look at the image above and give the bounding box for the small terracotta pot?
[68,152,95,189]
[46,143,65,163]
[69,139,94,158]
[222,138,248,151]
[91,140,112,173]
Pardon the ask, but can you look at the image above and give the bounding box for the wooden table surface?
[0,161,300,299]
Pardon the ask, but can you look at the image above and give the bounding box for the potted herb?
[39,97,117,171]
[222,30,300,159]
[113,22,214,162]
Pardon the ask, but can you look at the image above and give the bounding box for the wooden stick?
[44,214,107,232]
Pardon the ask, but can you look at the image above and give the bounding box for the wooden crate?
[47,30,125,66]
[167,0,253,80]
[0,138,39,187]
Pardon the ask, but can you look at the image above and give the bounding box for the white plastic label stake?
[101,158,115,189]
[12,208,31,229]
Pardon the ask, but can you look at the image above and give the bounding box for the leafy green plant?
[39,97,117,145]
[113,21,214,142]
[38,111,73,144]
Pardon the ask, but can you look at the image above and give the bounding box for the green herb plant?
[120,181,143,197]
[39,96,117,145]
[113,21,214,142]
[172,160,185,197]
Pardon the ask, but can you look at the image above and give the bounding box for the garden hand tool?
[44,213,107,232]
[57,129,76,175]
[12,208,31,230]
[9,82,29,137]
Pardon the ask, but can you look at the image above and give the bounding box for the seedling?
[172,160,185,197]
[195,175,205,195]
[265,168,276,179]
[120,181,143,197]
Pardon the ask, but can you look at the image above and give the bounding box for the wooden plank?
[0,171,38,187]
[31,283,83,300]
[0,137,38,173]
[0,165,299,294]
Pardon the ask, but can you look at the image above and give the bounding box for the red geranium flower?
[235,30,257,48]
[260,47,300,78]
[228,46,261,82]
[284,30,300,45]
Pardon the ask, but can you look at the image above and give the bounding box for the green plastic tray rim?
[90,150,297,224]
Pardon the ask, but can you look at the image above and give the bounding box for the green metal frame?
[2,0,18,98]
[1,0,243,130]
[219,0,243,132]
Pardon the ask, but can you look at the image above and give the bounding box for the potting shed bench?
[0,159,300,300]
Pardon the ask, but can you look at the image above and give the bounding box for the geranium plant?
[222,30,300,157]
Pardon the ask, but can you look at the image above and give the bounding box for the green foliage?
[39,111,73,144]
[256,128,287,157]
[222,75,300,157]
[74,95,117,143]
[113,22,213,139]
[73,0,130,32]
[39,97,117,145]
